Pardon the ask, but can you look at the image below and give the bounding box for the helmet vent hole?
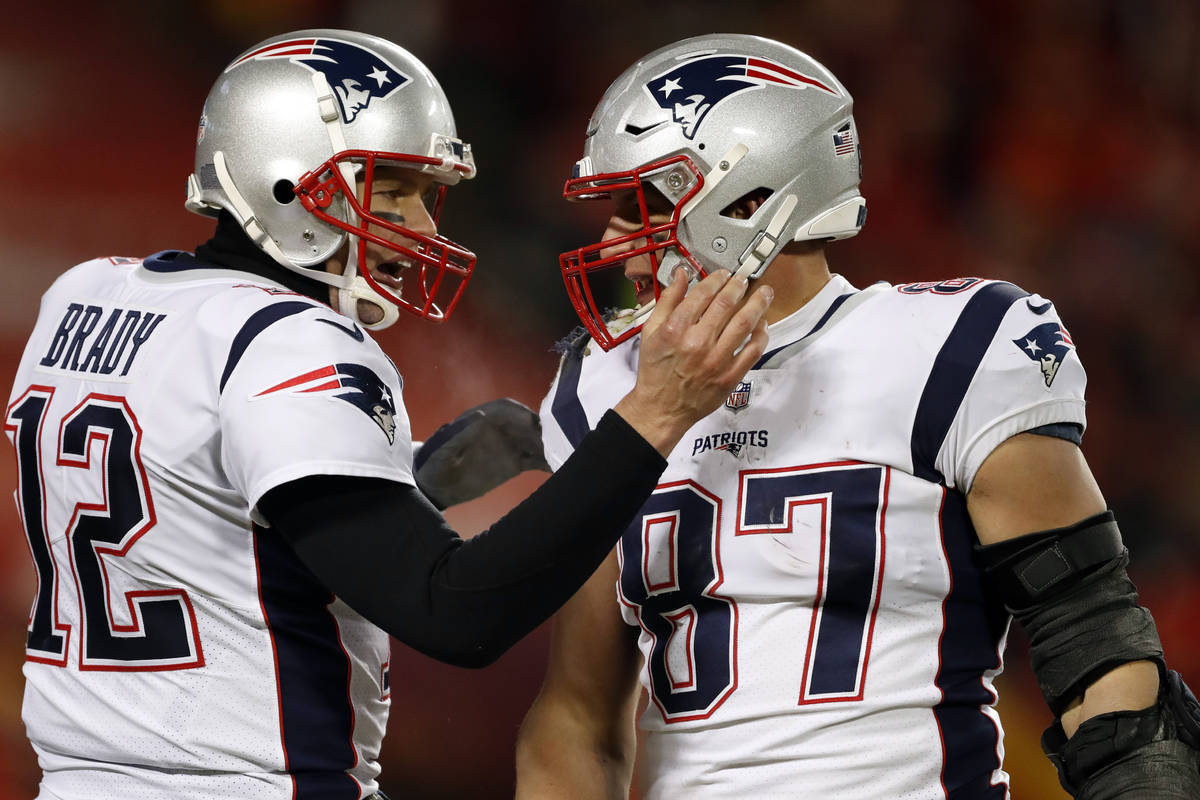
[624,122,665,136]
[272,180,297,205]
[721,188,774,220]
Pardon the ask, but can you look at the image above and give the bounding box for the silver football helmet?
[561,34,865,350]
[185,29,477,328]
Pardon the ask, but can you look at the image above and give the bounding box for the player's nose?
[599,217,639,260]
[404,197,437,239]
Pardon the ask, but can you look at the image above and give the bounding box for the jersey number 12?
[7,387,204,670]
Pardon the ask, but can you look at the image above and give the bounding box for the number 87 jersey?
[539,274,1087,799]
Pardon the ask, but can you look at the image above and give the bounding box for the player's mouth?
[628,275,656,307]
[372,258,414,290]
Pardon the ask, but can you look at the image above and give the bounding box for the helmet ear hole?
[720,187,774,220]
[272,180,297,204]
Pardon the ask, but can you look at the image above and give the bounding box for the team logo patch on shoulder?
[1014,322,1075,387]
[254,363,398,443]
[227,37,410,124]
[646,54,837,140]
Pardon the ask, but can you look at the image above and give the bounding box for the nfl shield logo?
[725,381,751,411]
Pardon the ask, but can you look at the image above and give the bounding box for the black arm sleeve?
[258,409,665,668]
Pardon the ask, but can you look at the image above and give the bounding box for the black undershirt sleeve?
[258,409,665,668]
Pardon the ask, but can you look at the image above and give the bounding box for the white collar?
[765,273,858,349]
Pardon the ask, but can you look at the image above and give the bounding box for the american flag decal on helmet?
[833,123,855,156]
[226,37,411,124]
[646,54,838,140]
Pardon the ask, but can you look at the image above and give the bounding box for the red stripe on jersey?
[255,365,338,396]
[299,380,343,394]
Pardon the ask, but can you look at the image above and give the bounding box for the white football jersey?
[6,253,415,799]
[540,274,1087,799]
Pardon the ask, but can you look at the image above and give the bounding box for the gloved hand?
[414,398,552,509]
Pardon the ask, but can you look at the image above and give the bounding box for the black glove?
[414,398,552,509]
[1044,670,1200,799]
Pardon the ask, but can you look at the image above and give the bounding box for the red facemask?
[296,150,477,322]
[559,155,707,350]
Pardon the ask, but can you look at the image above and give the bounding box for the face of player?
[325,166,439,325]
[603,184,675,308]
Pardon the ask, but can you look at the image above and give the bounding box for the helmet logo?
[227,37,411,124]
[645,55,837,140]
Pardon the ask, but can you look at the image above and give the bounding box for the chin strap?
[212,151,305,274]
[311,71,398,329]
[312,71,362,288]
[338,281,400,330]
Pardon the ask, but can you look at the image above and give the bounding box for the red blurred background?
[1,1,1197,797]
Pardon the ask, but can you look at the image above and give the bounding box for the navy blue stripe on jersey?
[220,301,317,393]
[551,350,590,448]
[141,250,200,272]
[910,282,1029,483]
[934,489,1009,799]
[1028,422,1084,445]
[254,525,360,799]
[753,291,854,369]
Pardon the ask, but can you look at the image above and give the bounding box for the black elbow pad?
[975,511,1163,714]
[976,512,1200,797]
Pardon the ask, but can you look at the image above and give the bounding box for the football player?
[3,29,771,799]
[514,34,1200,799]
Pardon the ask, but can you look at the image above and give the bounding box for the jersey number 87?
[618,462,888,722]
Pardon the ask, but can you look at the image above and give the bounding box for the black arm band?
[259,409,666,668]
[976,511,1124,608]
[975,511,1163,714]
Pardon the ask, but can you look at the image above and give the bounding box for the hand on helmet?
[414,398,551,509]
[614,268,772,456]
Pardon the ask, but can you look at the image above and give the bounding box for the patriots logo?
[1014,322,1076,387]
[645,54,838,140]
[227,37,410,124]
[254,362,398,443]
